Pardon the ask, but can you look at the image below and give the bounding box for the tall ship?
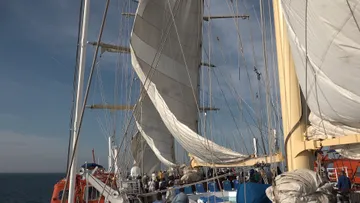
[51,0,360,203]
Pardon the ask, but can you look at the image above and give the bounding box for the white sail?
[131,132,161,175]
[282,0,360,158]
[135,94,176,167]
[130,0,249,165]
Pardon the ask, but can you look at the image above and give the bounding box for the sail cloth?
[136,93,177,167]
[131,132,161,175]
[281,0,360,157]
[130,0,249,166]
[266,169,335,203]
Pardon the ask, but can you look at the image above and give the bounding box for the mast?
[196,0,204,143]
[113,146,119,174]
[92,148,96,163]
[68,0,90,202]
[253,138,258,158]
[108,136,113,172]
[272,0,312,171]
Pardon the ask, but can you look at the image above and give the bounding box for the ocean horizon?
[0,173,66,203]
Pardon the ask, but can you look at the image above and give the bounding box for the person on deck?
[265,168,273,184]
[158,170,164,180]
[171,187,189,203]
[164,170,169,181]
[337,171,351,194]
[259,169,267,184]
[168,168,175,181]
[149,173,159,192]
[249,169,256,182]
[249,169,260,183]
[165,181,175,203]
[153,192,164,203]
[159,178,167,190]
[142,173,149,192]
[159,178,168,197]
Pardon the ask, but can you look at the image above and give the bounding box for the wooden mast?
[272,0,313,171]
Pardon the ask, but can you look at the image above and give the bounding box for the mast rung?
[86,104,134,110]
[87,42,216,69]
[121,13,249,21]
[201,62,216,67]
[88,42,130,53]
[199,107,219,112]
[203,15,250,21]
[122,12,135,17]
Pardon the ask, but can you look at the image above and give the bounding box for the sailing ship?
[51,0,360,202]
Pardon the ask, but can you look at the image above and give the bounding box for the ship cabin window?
[58,190,69,200]
[85,186,101,201]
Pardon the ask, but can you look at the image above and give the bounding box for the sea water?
[0,173,65,203]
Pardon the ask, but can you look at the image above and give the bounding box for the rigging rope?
[259,0,274,164]
[94,2,201,200]
[66,0,84,174]
[203,0,220,167]
[201,33,254,154]
[211,69,250,154]
[346,0,360,33]
[304,0,309,140]
[95,61,113,141]
[230,0,276,155]
[61,1,111,202]
[212,36,267,154]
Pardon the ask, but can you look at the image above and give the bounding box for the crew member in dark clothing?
[249,169,258,183]
[337,171,351,193]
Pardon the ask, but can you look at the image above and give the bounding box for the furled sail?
[130,0,249,165]
[282,0,360,157]
[131,132,161,175]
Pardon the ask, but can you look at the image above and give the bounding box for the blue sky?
[0,0,281,173]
